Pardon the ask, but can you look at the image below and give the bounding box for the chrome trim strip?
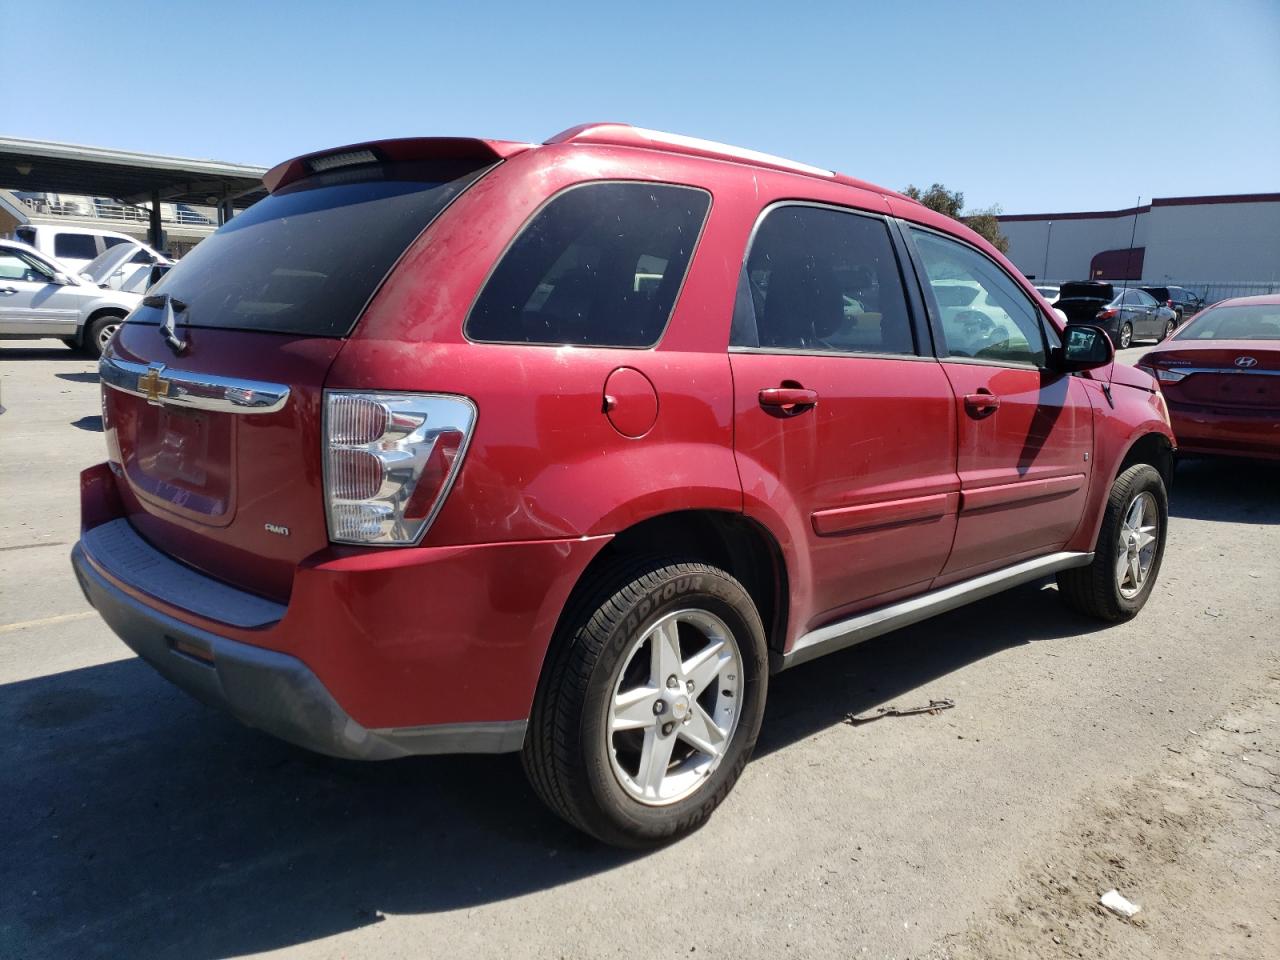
[1163,366,1280,377]
[780,551,1094,670]
[100,353,290,414]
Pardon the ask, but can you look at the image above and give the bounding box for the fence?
[16,195,215,227]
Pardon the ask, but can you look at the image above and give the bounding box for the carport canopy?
[0,135,268,247]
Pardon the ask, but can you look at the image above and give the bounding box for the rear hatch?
[1056,281,1115,324]
[100,147,502,602]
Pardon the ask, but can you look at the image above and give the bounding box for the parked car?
[1136,294,1280,460]
[0,238,140,355]
[1140,285,1203,324]
[1056,281,1177,348]
[80,242,170,295]
[72,124,1175,846]
[13,224,167,276]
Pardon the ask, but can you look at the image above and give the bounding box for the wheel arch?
[549,509,791,665]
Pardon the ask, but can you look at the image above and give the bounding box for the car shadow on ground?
[54,371,100,384]
[3,579,1106,960]
[1170,456,1280,524]
[0,346,84,362]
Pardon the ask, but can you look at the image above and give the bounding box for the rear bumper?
[72,540,526,759]
[74,462,611,757]
[1167,405,1280,461]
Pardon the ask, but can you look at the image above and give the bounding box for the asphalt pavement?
[1,339,1276,959]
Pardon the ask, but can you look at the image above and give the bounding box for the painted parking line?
[0,611,96,634]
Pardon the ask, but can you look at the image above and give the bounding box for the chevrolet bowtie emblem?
[138,366,171,405]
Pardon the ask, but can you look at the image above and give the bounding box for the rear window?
[466,182,711,348]
[1174,303,1280,340]
[15,227,36,247]
[141,160,491,337]
[54,232,99,260]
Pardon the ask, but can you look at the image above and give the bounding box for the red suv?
[73,124,1175,846]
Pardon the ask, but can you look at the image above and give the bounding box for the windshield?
[1173,303,1280,341]
[139,159,491,337]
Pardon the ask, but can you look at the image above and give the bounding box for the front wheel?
[523,559,768,846]
[1117,322,1133,349]
[84,314,124,358]
[1057,463,1168,622]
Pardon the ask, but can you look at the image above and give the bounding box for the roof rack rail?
[545,123,837,180]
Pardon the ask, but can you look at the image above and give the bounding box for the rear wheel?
[1117,322,1133,349]
[1057,463,1167,622]
[522,559,768,847]
[1161,319,1176,341]
[84,314,124,358]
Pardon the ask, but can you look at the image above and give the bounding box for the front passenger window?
[911,228,1046,366]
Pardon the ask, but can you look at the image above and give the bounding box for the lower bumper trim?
[72,542,526,759]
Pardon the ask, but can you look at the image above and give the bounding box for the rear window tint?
[141,160,490,337]
[732,205,915,355]
[54,233,99,260]
[466,182,710,347]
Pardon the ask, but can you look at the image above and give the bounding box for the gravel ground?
[1,339,1276,959]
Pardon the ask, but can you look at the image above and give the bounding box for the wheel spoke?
[648,620,683,687]
[1129,554,1142,588]
[1137,525,1157,550]
[682,639,727,696]
[678,704,727,759]
[1115,549,1131,586]
[612,686,660,732]
[635,727,678,798]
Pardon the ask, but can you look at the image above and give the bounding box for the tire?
[1161,319,1175,341]
[522,558,768,847]
[84,314,124,358]
[1117,322,1133,349]
[60,336,80,350]
[1057,463,1168,622]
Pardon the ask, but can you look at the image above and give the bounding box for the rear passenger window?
[910,228,1046,366]
[54,233,99,260]
[731,205,915,355]
[467,182,711,347]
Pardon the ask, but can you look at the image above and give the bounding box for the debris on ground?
[1099,889,1141,919]
[845,698,955,725]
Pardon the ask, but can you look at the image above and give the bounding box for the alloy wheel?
[97,322,121,352]
[607,609,743,806]
[1118,324,1132,349]
[1116,491,1159,599]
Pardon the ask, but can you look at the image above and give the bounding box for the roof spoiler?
[263,137,533,193]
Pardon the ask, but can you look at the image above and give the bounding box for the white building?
[998,192,1280,300]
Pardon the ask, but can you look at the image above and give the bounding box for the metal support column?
[148,189,163,251]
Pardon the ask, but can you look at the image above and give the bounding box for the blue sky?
[11,0,1280,214]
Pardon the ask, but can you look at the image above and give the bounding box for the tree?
[903,183,1010,254]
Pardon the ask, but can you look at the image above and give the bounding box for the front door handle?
[0,286,17,294]
[963,390,1001,418]
[759,387,819,411]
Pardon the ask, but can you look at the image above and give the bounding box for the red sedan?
[1138,294,1280,460]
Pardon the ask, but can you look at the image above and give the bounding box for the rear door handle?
[759,387,819,410]
[0,286,17,294]
[963,391,1001,418]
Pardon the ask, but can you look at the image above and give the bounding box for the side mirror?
[1057,324,1115,372]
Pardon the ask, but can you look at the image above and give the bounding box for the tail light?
[323,391,476,546]
[1097,308,1118,320]
[1166,300,1174,309]
[1135,364,1187,383]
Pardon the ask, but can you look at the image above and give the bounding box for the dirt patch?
[930,671,1280,960]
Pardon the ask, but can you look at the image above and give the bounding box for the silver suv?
[0,238,141,356]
